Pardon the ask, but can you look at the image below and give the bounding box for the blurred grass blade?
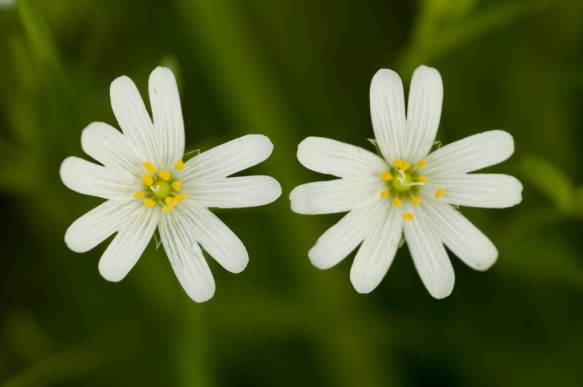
[1,316,144,387]
[519,155,574,213]
[16,0,78,149]
[400,0,550,72]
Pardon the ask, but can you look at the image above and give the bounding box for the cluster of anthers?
[134,160,186,213]
[379,158,444,221]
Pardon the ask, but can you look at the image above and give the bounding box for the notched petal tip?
[307,250,335,270]
[225,257,248,274]
[264,176,283,204]
[59,156,84,190]
[508,176,523,206]
[247,133,274,155]
[148,66,178,92]
[413,64,441,76]
[296,137,320,162]
[349,273,379,294]
[490,130,515,157]
[64,227,87,254]
[151,66,173,76]
[411,66,443,94]
[427,277,455,299]
[109,74,134,96]
[189,288,215,303]
[472,254,498,272]
[370,68,402,88]
[98,258,126,283]
[289,185,310,214]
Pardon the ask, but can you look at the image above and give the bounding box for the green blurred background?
[1,0,583,386]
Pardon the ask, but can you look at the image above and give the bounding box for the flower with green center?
[60,67,282,302]
[290,65,523,299]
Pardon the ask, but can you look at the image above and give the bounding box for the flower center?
[134,160,186,213]
[378,158,444,221]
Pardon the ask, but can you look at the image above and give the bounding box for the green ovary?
[151,180,171,200]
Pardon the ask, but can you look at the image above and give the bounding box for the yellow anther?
[401,162,411,171]
[403,213,414,221]
[435,188,445,199]
[143,161,156,173]
[175,193,187,203]
[380,191,389,199]
[143,198,156,207]
[418,175,427,183]
[412,196,421,206]
[380,171,393,181]
[394,159,404,169]
[133,190,144,199]
[392,198,402,207]
[142,174,154,186]
[171,181,182,191]
[158,169,170,181]
[165,197,176,205]
[162,204,174,213]
[416,160,426,168]
[174,160,185,170]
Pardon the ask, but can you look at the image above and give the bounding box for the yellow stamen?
[165,197,176,205]
[380,191,389,199]
[403,213,414,221]
[416,160,426,168]
[171,181,182,191]
[412,196,420,206]
[418,175,427,183]
[394,159,404,169]
[174,160,185,170]
[175,193,187,203]
[162,204,174,213]
[143,161,156,173]
[392,198,402,207]
[380,171,393,181]
[401,162,411,171]
[158,169,170,181]
[133,190,144,199]
[143,198,156,207]
[142,174,153,186]
[435,188,445,199]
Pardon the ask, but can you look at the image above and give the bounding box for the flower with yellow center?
[60,67,281,302]
[290,65,523,299]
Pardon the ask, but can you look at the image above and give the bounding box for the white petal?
[65,199,141,253]
[426,174,523,208]
[350,205,402,293]
[159,210,215,302]
[187,176,281,209]
[60,157,137,200]
[81,122,144,173]
[181,134,273,182]
[403,204,454,299]
[369,69,407,163]
[110,75,160,164]
[404,66,443,161]
[98,206,159,282]
[424,130,514,176]
[290,178,380,215]
[297,137,387,179]
[148,67,185,167]
[309,200,385,269]
[176,204,248,273]
[423,202,498,271]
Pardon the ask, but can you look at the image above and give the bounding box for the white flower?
[60,67,281,302]
[290,65,522,299]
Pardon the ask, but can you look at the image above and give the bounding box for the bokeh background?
[1,0,583,386]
